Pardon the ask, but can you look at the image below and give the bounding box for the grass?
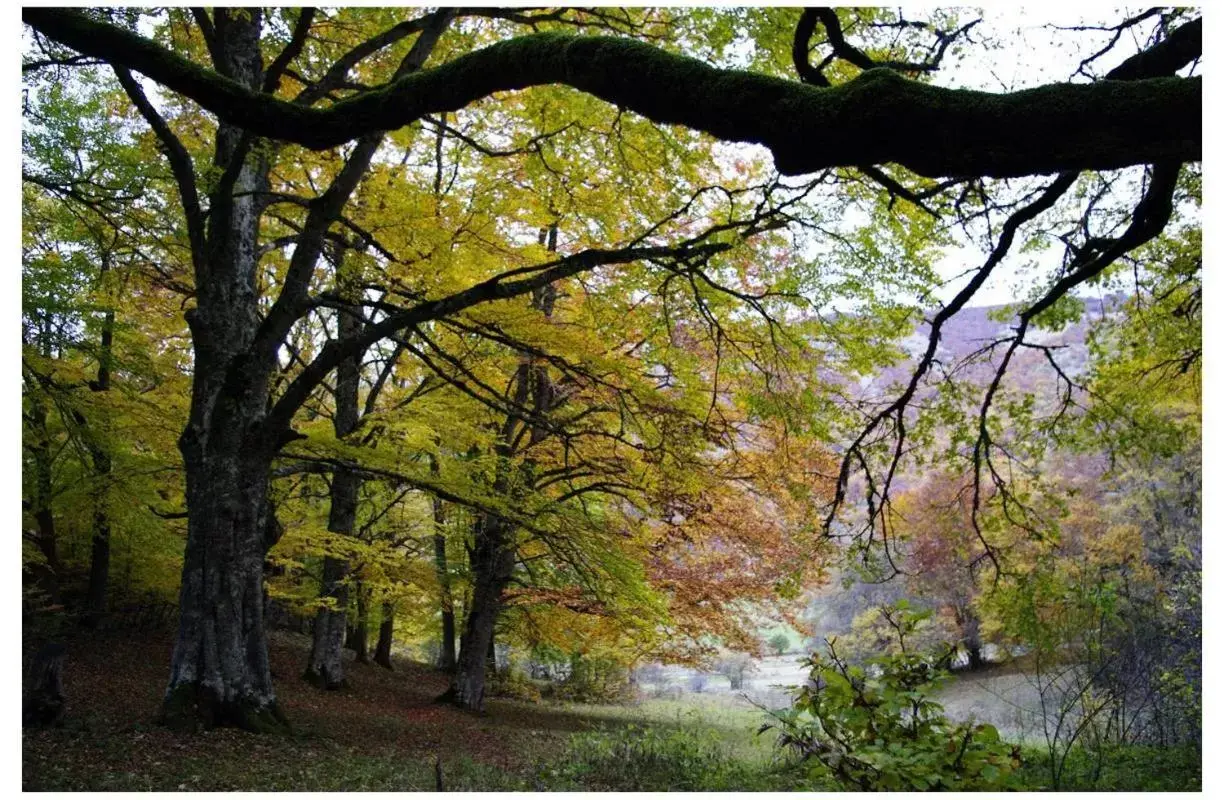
[22,625,1200,791]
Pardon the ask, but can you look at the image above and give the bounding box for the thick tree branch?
[251,9,455,374]
[263,8,316,94]
[112,68,207,273]
[23,9,1201,178]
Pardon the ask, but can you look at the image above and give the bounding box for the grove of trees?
[23,5,1200,764]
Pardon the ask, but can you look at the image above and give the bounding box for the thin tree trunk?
[306,255,361,688]
[352,583,369,664]
[442,228,558,711]
[84,297,115,625]
[431,465,456,671]
[374,601,394,669]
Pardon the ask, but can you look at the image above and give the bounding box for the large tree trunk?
[374,601,394,670]
[161,9,287,733]
[23,642,66,728]
[165,440,286,731]
[445,514,515,711]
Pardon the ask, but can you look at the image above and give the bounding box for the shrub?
[764,641,1021,791]
[1014,743,1200,791]
[487,668,543,703]
[549,654,632,704]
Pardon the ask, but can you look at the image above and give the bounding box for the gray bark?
[352,584,370,664]
[431,462,457,671]
[447,515,516,710]
[162,9,287,732]
[306,255,362,689]
[304,555,349,689]
[26,399,61,605]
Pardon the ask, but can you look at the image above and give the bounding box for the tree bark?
[444,514,515,710]
[374,601,394,670]
[166,442,286,731]
[349,582,370,664]
[431,473,457,671]
[84,299,115,626]
[23,10,1202,178]
[442,229,559,711]
[25,398,62,605]
[304,555,349,689]
[161,9,288,733]
[23,642,66,728]
[306,255,362,689]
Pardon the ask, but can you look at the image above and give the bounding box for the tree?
[768,633,791,657]
[22,7,1201,731]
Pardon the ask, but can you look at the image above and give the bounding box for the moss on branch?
[23,9,1201,178]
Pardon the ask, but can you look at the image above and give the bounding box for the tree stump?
[23,642,66,728]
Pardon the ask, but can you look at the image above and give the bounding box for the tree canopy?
[22,6,1201,735]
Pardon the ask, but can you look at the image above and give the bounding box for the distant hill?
[862,295,1122,398]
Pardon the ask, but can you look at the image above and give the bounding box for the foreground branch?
[23,9,1201,178]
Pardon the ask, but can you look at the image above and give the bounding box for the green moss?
[160,681,291,734]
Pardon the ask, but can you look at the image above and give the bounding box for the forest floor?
[22,625,1200,791]
[21,626,776,791]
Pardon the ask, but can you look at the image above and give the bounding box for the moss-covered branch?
[23,9,1201,178]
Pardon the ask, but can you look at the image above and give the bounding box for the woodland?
[22,6,1201,792]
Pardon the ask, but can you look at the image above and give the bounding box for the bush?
[764,642,1021,791]
[487,668,543,703]
[548,654,632,704]
[1014,743,1200,791]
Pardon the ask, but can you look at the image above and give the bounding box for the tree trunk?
[442,250,556,712]
[84,303,114,626]
[84,492,110,622]
[306,246,364,687]
[161,9,287,733]
[164,440,287,731]
[963,612,985,670]
[25,396,62,605]
[486,628,499,678]
[304,555,349,689]
[23,642,66,728]
[352,584,369,664]
[431,484,457,671]
[374,601,394,669]
[444,514,515,711]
